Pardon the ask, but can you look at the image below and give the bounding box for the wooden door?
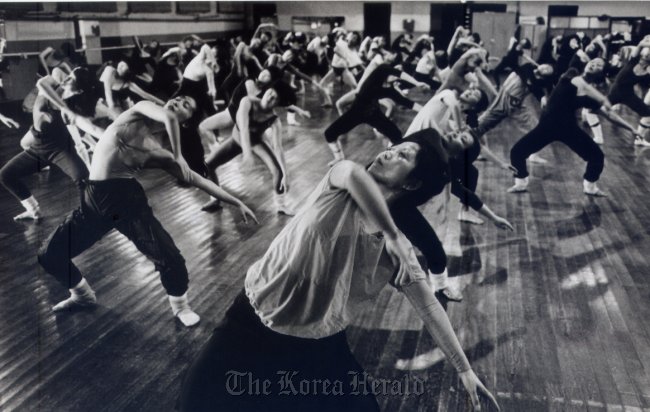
[472,12,516,65]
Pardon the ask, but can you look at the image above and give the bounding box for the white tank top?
[245,169,422,339]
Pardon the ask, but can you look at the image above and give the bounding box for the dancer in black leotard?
[324,63,427,163]
[509,68,641,196]
[197,67,282,146]
[607,36,650,143]
[0,68,103,221]
[220,40,265,103]
[204,86,293,214]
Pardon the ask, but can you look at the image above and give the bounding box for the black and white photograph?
[0,0,649,410]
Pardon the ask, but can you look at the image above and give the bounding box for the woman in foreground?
[178,130,499,411]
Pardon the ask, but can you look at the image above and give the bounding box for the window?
[57,2,118,13]
[217,2,244,14]
[177,2,211,14]
[1,2,43,16]
[127,2,172,14]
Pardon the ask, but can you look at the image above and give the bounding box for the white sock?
[638,120,650,139]
[429,269,448,291]
[274,193,295,215]
[287,112,298,124]
[328,142,344,159]
[52,278,96,311]
[583,179,603,194]
[20,196,39,212]
[71,278,94,298]
[168,293,200,327]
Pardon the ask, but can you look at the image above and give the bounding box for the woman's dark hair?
[434,50,448,70]
[214,38,232,68]
[348,32,361,49]
[61,42,85,66]
[586,43,603,59]
[126,55,147,77]
[473,89,489,113]
[264,65,283,84]
[396,129,451,207]
[562,67,581,80]
[63,67,102,118]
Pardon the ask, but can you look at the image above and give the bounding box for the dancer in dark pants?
[178,130,500,412]
[37,96,257,326]
[472,62,554,165]
[324,63,426,163]
[399,128,513,302]
[607,36,650,143]
[508,68,641,196]
[0,68,103,221]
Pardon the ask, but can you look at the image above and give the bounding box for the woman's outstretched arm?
[401,280,500,411]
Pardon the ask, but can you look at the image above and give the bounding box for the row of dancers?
[0,22,649,410]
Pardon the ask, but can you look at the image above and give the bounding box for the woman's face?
[117,61,130,77]
[260,89,278,110]
[61,72,80,99]
[443,130,474,155]
[459,88,481,108]
[640,47,650,64]
[281,50,294,63]
[537,64,554,77]
[367,142,421,189]
[585,58,605,75]
[258,69,272,85]
[164,96,197,122]
[585,43,597,55]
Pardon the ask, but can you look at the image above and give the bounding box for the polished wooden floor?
[1,85,650,412]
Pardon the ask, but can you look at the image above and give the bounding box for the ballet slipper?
[438,286,464,302]
[14,208,41,221]
[169,293,200,327]
[53,278,97,312]
[287,112,301,126]
[583,180,607,197]
[634,138,650,147]
[507,177,529,193]
[274,193,295,216]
